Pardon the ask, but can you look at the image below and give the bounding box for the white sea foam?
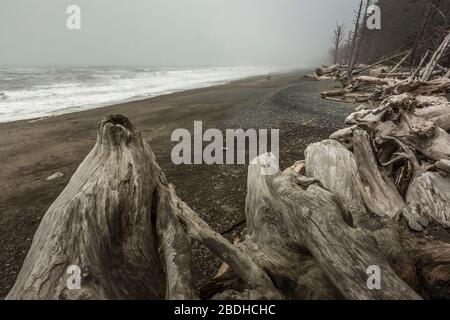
[0,66,276,123]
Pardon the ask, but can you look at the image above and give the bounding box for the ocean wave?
[0,66,276,123]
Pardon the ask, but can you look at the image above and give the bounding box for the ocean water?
[0,66,274,123]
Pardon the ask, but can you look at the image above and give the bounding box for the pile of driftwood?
[5,33,450,300]
[307,31,450,104]
[5,101,450,299]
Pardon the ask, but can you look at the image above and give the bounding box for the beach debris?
[9,112,445,301]
[307,29,450,104]
[46,172,64,181]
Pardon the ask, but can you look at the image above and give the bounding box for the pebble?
[46,172,64,181]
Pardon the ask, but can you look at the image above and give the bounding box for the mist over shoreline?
[0,0,361,67]
[0,66,283,123]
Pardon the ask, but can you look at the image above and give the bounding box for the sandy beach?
[0,71,355,297]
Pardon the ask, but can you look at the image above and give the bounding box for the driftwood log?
[6,115,194,299]
[309,31,450,104]
[7,111,450,300]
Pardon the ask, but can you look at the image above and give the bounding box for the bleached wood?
[305,139,364,223]
[7,115,195,300]
[407,171,450,229]
[352,129,406,218]
[246,153,421,300]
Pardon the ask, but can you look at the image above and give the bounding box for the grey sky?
[0,0,361,67]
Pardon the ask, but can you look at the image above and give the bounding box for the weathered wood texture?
[7,112,448,300]
[245,152,421,300]
[7,115,194,300]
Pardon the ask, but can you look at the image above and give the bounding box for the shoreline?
[0,68,285,125]
[1,73,272,125]
[0,70,355,297]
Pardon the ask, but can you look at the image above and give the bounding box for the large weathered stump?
[7,115,193,299]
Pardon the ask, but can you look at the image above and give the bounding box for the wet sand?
[0,70,355,297]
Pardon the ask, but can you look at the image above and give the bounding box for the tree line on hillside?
[330,0,450,71]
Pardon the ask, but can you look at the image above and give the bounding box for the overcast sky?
[0,0,361,67]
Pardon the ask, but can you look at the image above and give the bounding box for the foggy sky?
[0,0,361,67]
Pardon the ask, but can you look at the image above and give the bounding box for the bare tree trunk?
[7,115,194,300]
[421,31,450,82]
[347,0,364,80]
[353,0,371,66]
[332,24,346,64]
[410,4,433,66]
